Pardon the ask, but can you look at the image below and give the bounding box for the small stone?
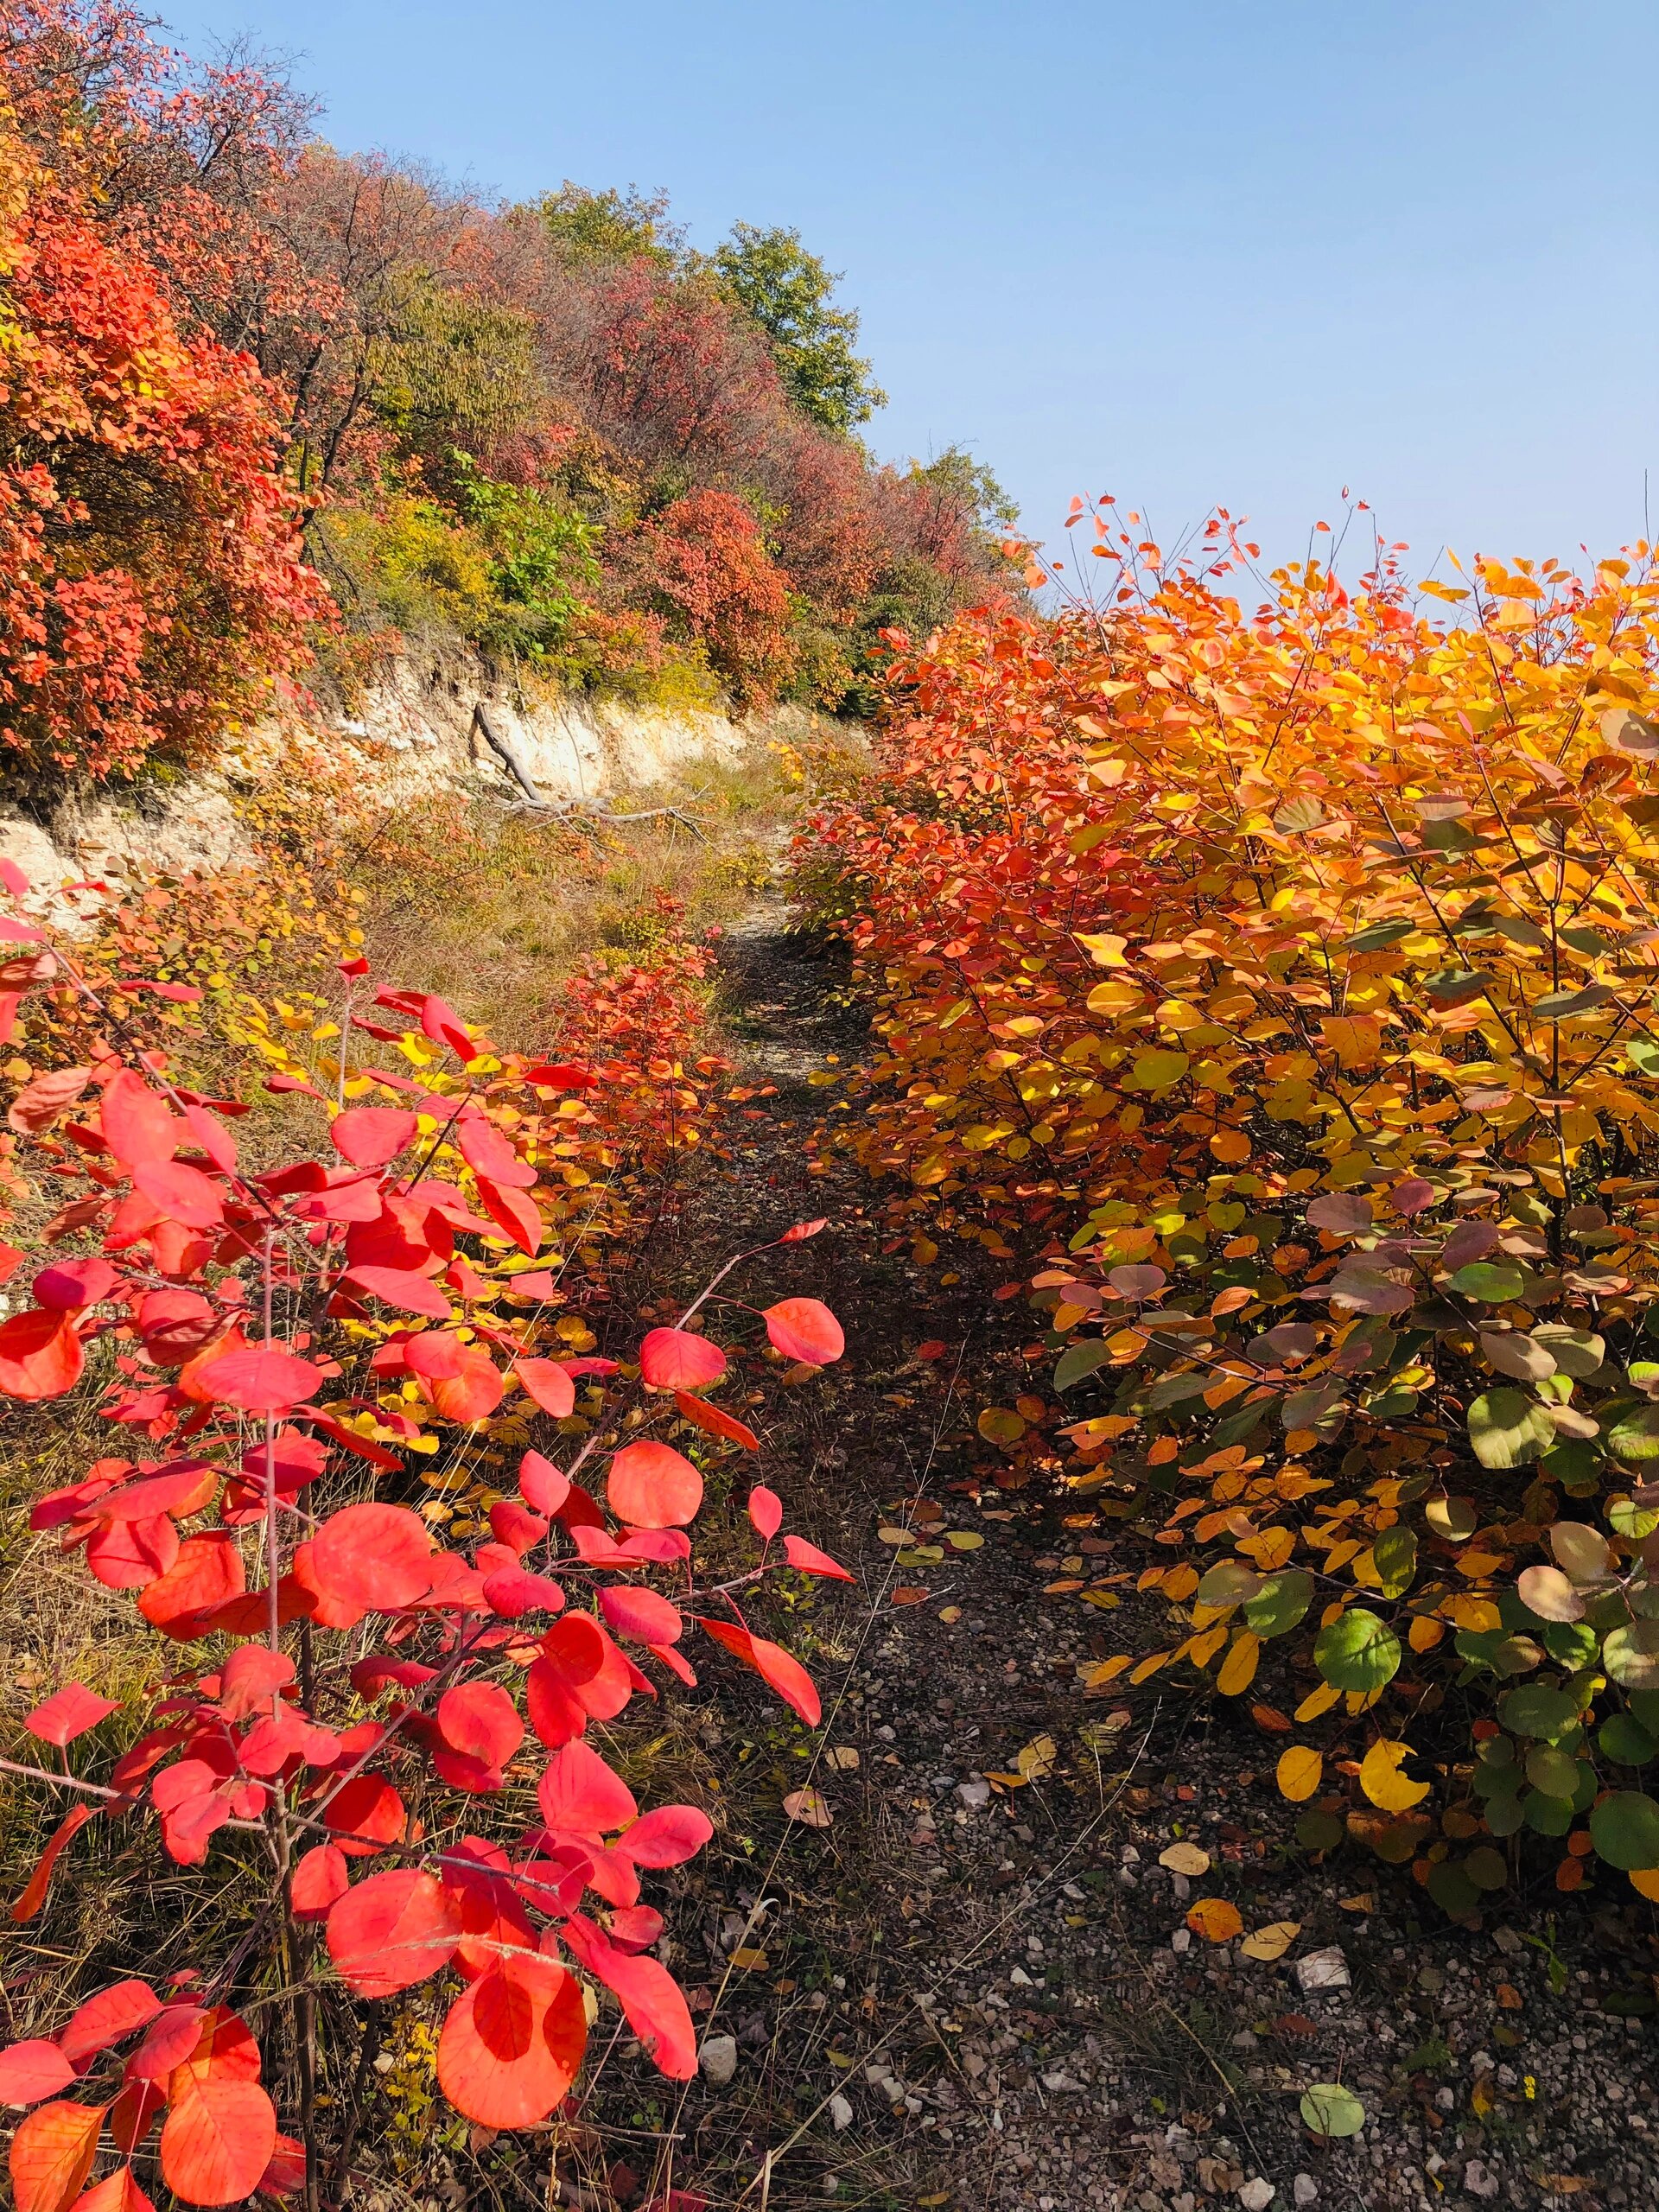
[1237,2180,1275,2211]
[1462,2159,1500,2201]
[830,2092,854,2133]
[1293,2177,1319,2207]
[1171,1927,1192,1954]
[957,1778,991,1810]
[1041,2070,1084,2092]
[698,2034,737,2085]
[1294,1947,1350,1993]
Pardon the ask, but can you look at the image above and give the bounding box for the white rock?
[1293,2178,1319,2207]
[1294,1946,1350,1993]
[957,1778,991,1809]
[697,2034,737,2085]
[1009,1965,1035,1986]
[1237,2180,1275,2211]
[1171,1928,1192,1955]
[1041,2070,1084,2092]
[830,2092,854,2133]
[1462,2159,1500,2200]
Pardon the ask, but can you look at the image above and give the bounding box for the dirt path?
[573,892,1659,2212]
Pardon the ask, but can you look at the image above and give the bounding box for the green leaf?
[1427,1859,1481,1916]
[1300,2083,1365,2139]
[1196,1562,1263,1609]
[1628,1036,1659,1077]
[1610,1497,1659,1541]
[1526,1744,1579,1797]
[1464,1845,1509,1891]
[1467,1388,1555,1469]
[1497,1683,1577,1740]
[1599,1713,1659,1766]
[1143,1370,1211,1410]
[1344,919,1413,952]
[1606,1402,1659,1463]
[1589,1790,1659,1872]
[1294,1809,1344,1852]
[1372,1526,1417,1599]
[1313,1607,1401,1694]
[1450,1262,1524,1303]
[1604,1620,1659,1690]
[1531,1325,1604,1377]
[1244,1569,1314,1639]
[1054,1339,1116,1391]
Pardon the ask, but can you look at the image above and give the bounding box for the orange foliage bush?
[810,508,1659,1909]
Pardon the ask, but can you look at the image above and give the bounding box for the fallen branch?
[473,699,707,839]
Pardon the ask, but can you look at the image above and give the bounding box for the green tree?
[712,221,885,436]
[537,181,683,264]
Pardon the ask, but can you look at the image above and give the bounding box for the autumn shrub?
[0,130,323,783]
[0,853,851,2210]
[807,513,1659,1913]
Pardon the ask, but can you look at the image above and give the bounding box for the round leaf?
[1300,2083,1364,2139]
[1313,1608,1400,1694]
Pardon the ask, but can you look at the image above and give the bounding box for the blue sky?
[163,0,1659,578]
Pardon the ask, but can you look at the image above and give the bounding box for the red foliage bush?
[0,861,851,2206]
[631,490,798,705]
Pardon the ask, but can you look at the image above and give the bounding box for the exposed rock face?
[0,649,829,925]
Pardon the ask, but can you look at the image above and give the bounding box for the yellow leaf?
[1359,1738,1430,1812]
[1294,1681,1342,1724]
[977,1406,1027,1445]
[1185,1897,1243,1942]
[1276,1745,1323,1802]
[1185,1623,1230,1669]
[1239,1920,1301,1961]
[1082,1654,1134,1687]
[1216,1628,1261,1697]
[1077,931,1128,967]
[1014,1734,1058,1782]
[1159,1842,1211,1877]
[1629,1867,1659,1902]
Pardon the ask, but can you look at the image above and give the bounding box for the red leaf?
[137,1534,245,1638]
[523,1060,596,1090]
[309,1503,434,1614]
[488,1500,548,1555]
[10,1807,98,1923]
[109,2081,164,2155]
[537,1740,638,1836]
[99,1071,179,1169]
[254,2136,307,2201]
[601,1904,664,1953]
[9,1068,89,1136]
[607,1440,702,1529]
[0,2042,75,2107]
[326,1869,461,1998]
[437,1683,524,1771]
[518,1450,569,1516]
[68,2163,153,2212]
[0,1309,83,1400]
[599,1585,683,1645]
[762,1297,843,1365]
[513,1358,575,1418]
[93,1463,217,1522]
[696,1618,822,1726]
[321,1774,406,1857]
[342,1268,451,1319]
[86,1516,179,1592]
[130,1161,223,1231]
[404,1332,503,1423]
[619,1805,714,1868]
[782,1535,855,1582]
[585,1942,696,2080]
[779,1219,827,1243]
[191,1345,321,1415]
[458,1118,535,1190]
[435,1958,586,2128]
[24,1683,120,1747]
[125,2007,205,2086]
[32,1259,119,1311]
[168,2008,261,2091]
[747,1486,783,1541]
[160,2075,276,2208]
[57,1982,161,2068]
[639,1329,726,1392]
[673,1392,759,1450]
[475,1178,542,1255]
[218,1646,296,1722]
[482,1567,567,1619]
[330,1109,418,1168]
[289,1846,348,1923]
[9,2101,104,2212]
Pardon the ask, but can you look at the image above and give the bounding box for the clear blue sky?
[163,0,1659,578]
